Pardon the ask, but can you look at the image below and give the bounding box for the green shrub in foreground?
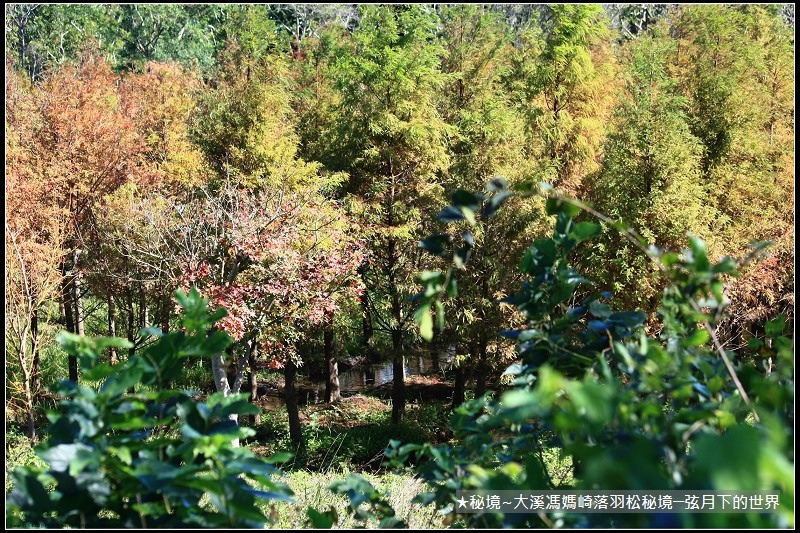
[6,288,293,528]
[388,184,794,528]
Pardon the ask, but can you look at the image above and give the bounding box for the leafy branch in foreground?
[397,180,793,528]
[6,288,294,528]
[308,473,407,529]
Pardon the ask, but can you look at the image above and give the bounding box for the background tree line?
[5,4,794,446]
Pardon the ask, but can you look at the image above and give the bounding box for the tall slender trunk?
[122,259,137,394]
[386,228,406,424]
[324,318,340,403]
[31,306,41,393]
[360,278,377,361]
[126,283,135,359]
[475,275,490,398]
[231,346,246,395]
[211,353,232,395]
[72,250,85,344]
[16,316,36,439]
[285,359,302,446]
[160,292,170,334]
[475,340,488,399]
[23,368,35,440]
[62,269,78,383]
[138,281,148,329]
[108,294,118,365]
[74,280,85,341]
[161,306,176,390]
[452,363,466,409]
[161,314,169,334]
[248,339,260,426]
[391,328,405,424]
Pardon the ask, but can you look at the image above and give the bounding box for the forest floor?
[246,375,457,473]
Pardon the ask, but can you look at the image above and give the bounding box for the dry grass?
[267,469,445,529]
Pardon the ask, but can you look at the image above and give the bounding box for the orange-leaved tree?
[27,47,148,383]
[5,63,68,437]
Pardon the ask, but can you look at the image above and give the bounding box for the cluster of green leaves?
[308,473,407,529]
[6,288,293,528]
[390,182,794,528]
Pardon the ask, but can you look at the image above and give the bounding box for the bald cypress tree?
[509,4,617,195]
[437,5,543,401]
[586,31,716,313]
[322,5,452,423]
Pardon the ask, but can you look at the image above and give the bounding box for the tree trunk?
[452,363,466,410]
[324,320,340,403]
[211,352,240,447]
[126,283,136,359]
[361,293,377,362]
[475,341,488,399]
[31,306,41,393]
[387,229,406,424]
[121,283,137,393]
[326,356,340,403]
[231,347,246,395]
[160,292,170,334]
[285,359,303,447]
[108,294,118,365]
[138,281,148,329]
[431,347,440,373]
[15,315,36,439]
[72,249,86,336]
[248,339,260,426]
[151,292,175,389]
[23,369,35,440]
[62,273,78,383]
[391,328,405,424]
[211,354,232,396]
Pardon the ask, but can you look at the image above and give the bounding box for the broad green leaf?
[459,205,476,225]
[418,270,445,283]
[415,302,434,341]
[589,299,612,318]
[437,205,464,222]
[450,189,484,211]
[419,234,450,256]
[453,245,471,269]
[569,221,601,242]
[512,181,537,194]
[683,327,710,347]
[765,315,786,337]
[482,190,513,219]
[661,252,680,268]
[40,443,92,473]
[545,197,581,217]
[608,311,646,329]
[692,425,761,490]
[266,451,293,464]
[307,507,336,528]
[712,256,737,275]
[688,234,710,272]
